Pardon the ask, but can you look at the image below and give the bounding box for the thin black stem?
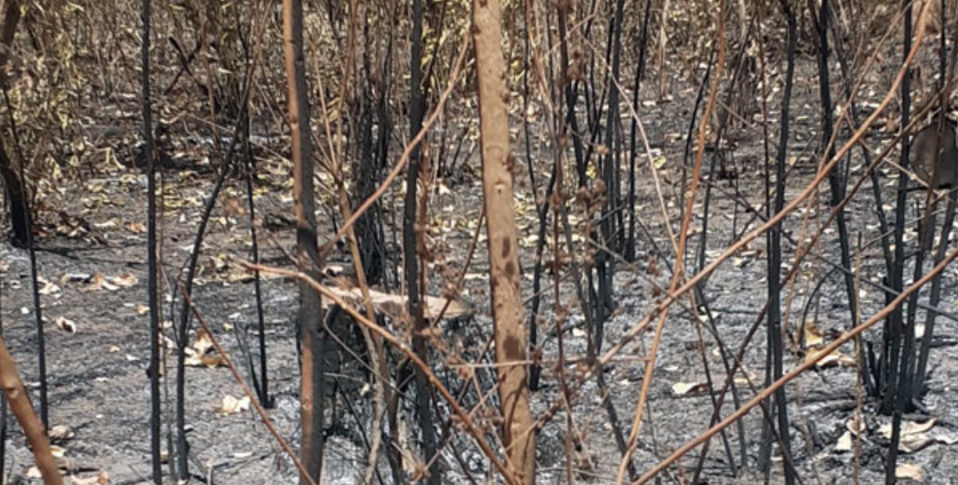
[767,2,797,483]
[140,0,162,480]
[886,0,914,482]
[173,111,247,480]
[405,0,438,481]
[626,0,653,262]
[243,126,270,407]
[814,0,858,327]
[914,192,956,398]
[883,0,913,416]
[1,65,45,432]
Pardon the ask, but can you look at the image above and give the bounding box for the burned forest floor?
[2,44,958,485]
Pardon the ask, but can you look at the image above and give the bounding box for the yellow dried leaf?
[107,274,138,288]
[803,320,824,347]
[127,221,146,234]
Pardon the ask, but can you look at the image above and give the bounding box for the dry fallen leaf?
[128,220,146,234]
[53,316,77,334]
[934,429,958,445]
[671,381,708,397]
[803,320,824,347]
[184,330,225,368]
[880,418,936,438]
[107,273,138,288]
[49,425,75,442]
[185,353,225,368]
[835,416,869,452]
[54,455,77,473]
[38,277,61,295]
[93,219,117,229]
[71,470,111,485]
[226,268,254,283]
[835,430,853,452]
[896,462,921,480]
[880,418,937,453]
[217,395,250,415]
[77,272,138,291]
[83,272,116,291]
[804,346,856,368]
[192,329,214,354]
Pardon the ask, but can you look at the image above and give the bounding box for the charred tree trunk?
[760,2,796,483]
[626,0,653,262]
[0,158,27,249]
[283,0,325,483]
[405,0,439,482]
[0,1,25,249]
[556,2,588,188]
[881,0,914,417]
[595,0,626,356]
[137,0,162,480]
[814,0,858,330]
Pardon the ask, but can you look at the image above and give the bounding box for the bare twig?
[0,334,62,485]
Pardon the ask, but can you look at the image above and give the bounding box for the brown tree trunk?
[472,0,535,483]
[282,0,324,483]
[0,334,63,485]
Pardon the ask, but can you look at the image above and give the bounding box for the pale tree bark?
[472,1,535,483]
[282,0,324,483]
